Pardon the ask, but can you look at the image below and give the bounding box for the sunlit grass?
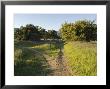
[64,41,97,76]
[14,40,96,76]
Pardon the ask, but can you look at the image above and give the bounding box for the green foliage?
[60,22,76,41]
[60,20,97,42]
[14,24,60,41]
[64,41,97,76]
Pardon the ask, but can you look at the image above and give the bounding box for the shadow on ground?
[14,48,53,76]
[14,40,64,76]
[14,58,53,76]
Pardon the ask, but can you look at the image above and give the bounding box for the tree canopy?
[59,20,97,42]
[14,24,60,41]
[14,19,97,42]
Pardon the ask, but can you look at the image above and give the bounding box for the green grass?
[30,43,59,58]
[14,40,97,76]
[14,41,59,76]
[64,41,97,76]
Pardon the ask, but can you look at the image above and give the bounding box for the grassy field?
[64,41,97,76]
[14,40,97,76]
[14,41,59,76]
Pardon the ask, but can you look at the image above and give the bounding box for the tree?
[48,30,53,39]
[74,20,97,41]
[59,22,76,41]
[59,20,97,42]
[47,30,60,40]
[14,24,40,41]
[14,24,60,41]
[25,24,40,41]
[39,28,46,40]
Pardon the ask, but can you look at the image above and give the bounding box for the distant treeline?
[14,19,97,42]
[14,24,60,41]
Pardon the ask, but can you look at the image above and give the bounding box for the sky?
[14,14,96,31]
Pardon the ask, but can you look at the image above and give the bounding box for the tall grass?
[64,41,97,76]
[14,40,96,76]
[14,41,59,76]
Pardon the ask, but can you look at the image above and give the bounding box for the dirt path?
[26,47,71,76]
[45,50,72,76]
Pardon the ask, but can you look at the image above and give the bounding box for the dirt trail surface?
[45,50,72,76]
[26,47,71,76]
